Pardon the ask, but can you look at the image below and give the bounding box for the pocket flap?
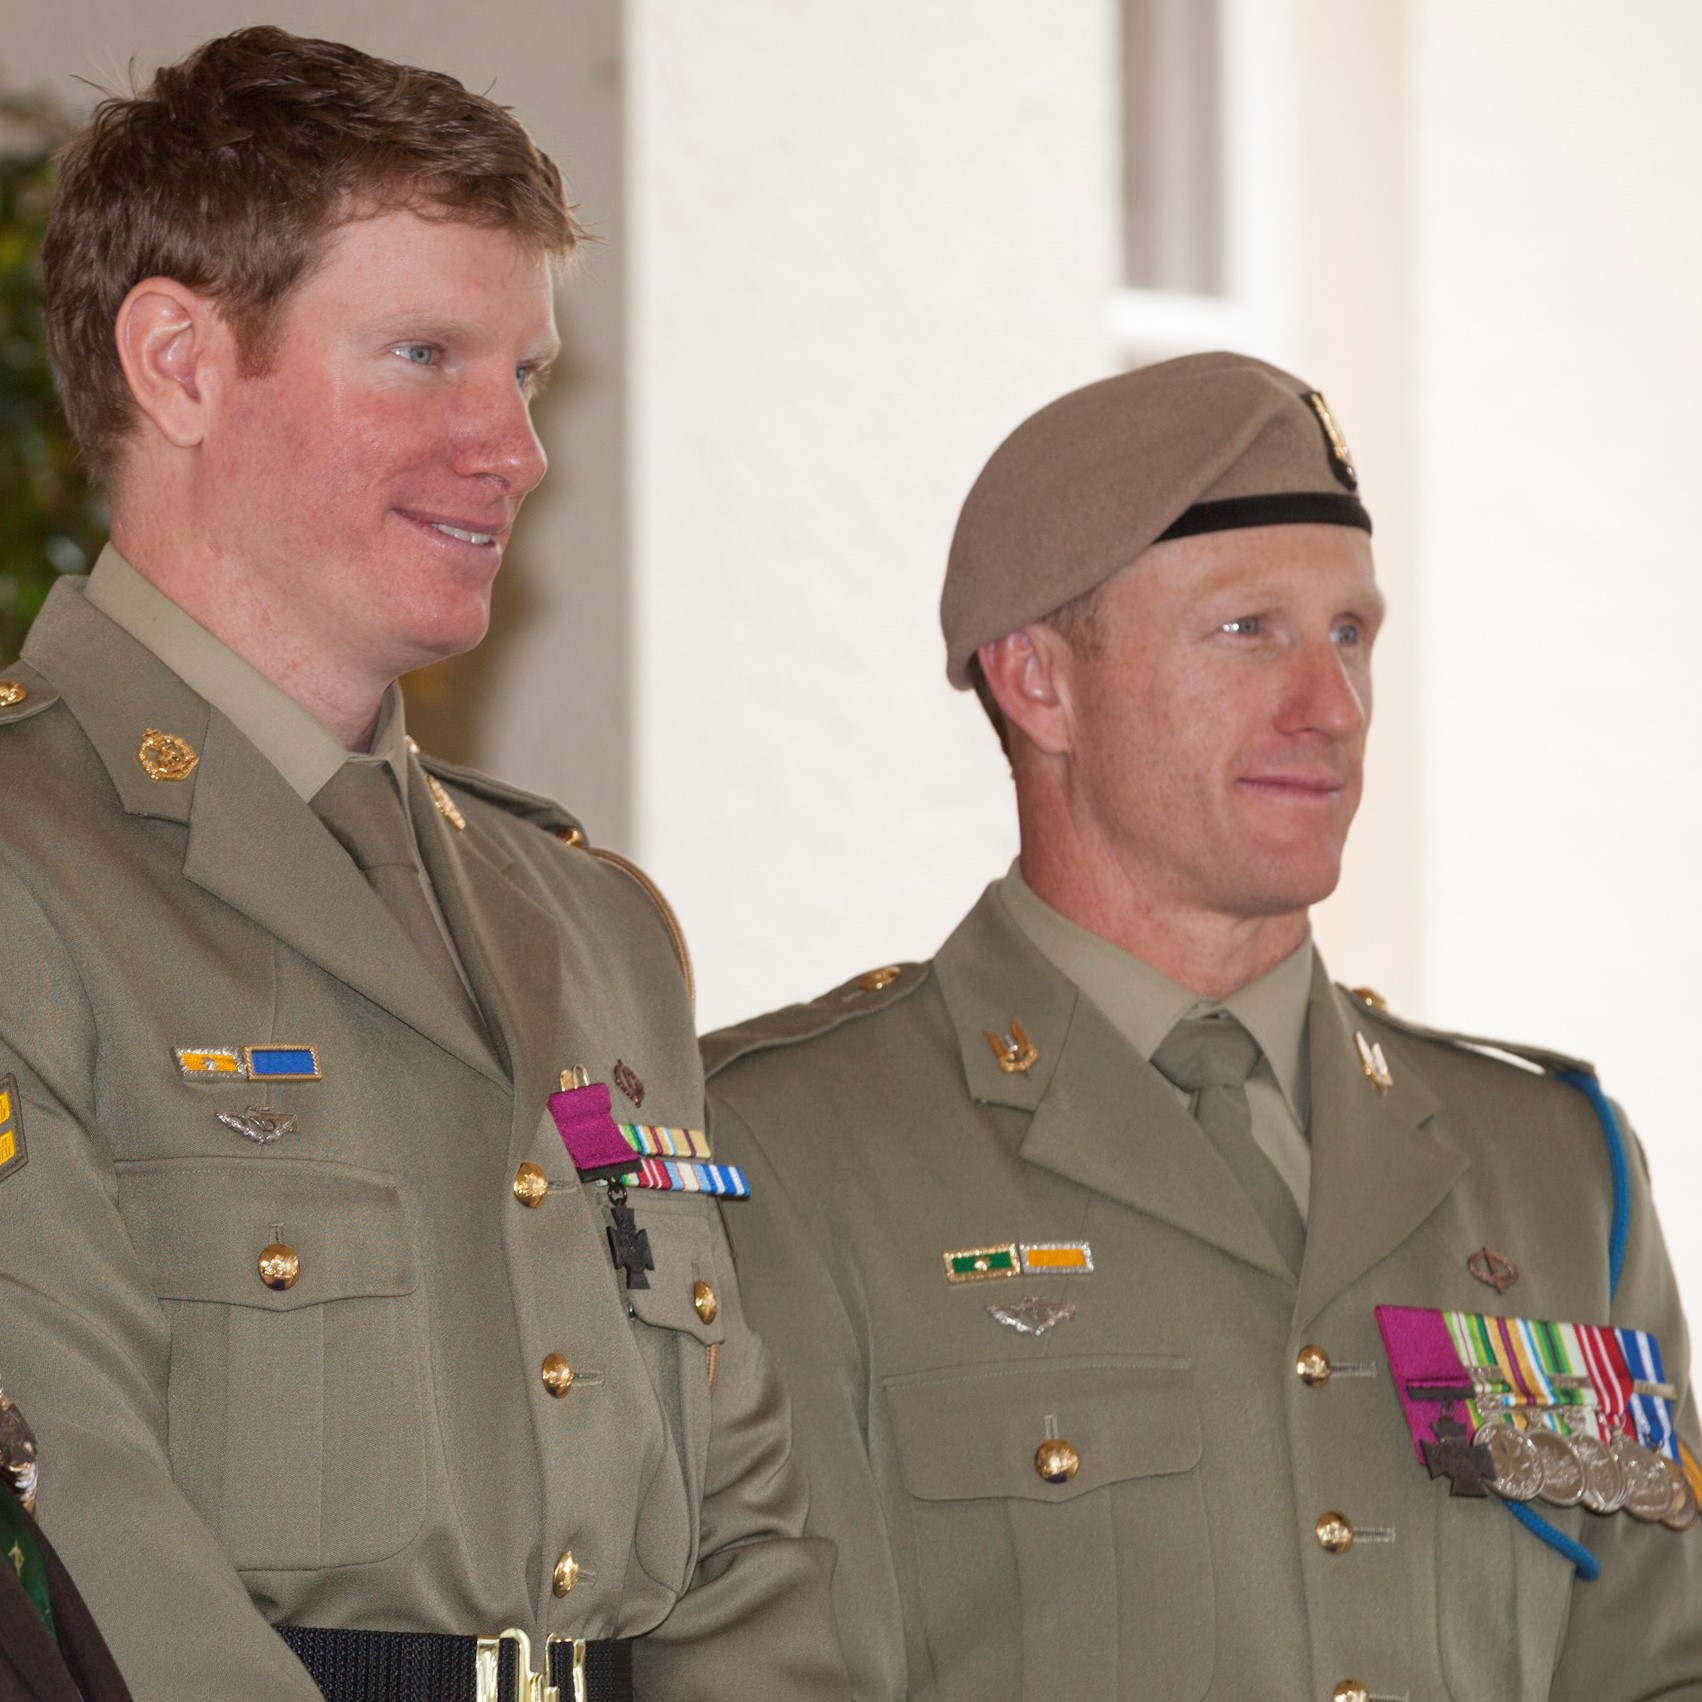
[116,1157,415,1310]
[884,1355,1199,1503]
[623,1200,723,1343]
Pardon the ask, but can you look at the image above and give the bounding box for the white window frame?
[1109,0,1302,369]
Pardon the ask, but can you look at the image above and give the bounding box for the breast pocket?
[116,1156,425,1571]
[622,1195,726,1591]
[883,1355,1213,1702]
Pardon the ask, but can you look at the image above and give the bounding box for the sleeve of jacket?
[630,1182,851,1702]
[0,858,322,1702]
[1548,1110,1702,1699]
[697,1089,907,1702]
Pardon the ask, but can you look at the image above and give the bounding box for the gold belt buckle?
[474,1628,589,1702]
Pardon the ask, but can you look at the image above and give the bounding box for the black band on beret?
[1157,491,1373,542]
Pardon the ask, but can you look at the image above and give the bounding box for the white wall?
[627,0,1118,1030]
[1414,1,1702,1316]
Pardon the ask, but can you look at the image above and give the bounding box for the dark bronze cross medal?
[606,1184,654,1290]
[1422,1414,1494,1497]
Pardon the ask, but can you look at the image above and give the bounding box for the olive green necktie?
[1151,1015,1307,1278]
[312,761,483,1034]
[0,1491,55,1643]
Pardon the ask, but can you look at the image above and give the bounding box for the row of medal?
[1472,1403,1697,1530]
[1378,1304,1698,1533]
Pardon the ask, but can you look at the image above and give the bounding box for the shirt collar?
[996,860,1314,1128]
[84,545,410,803]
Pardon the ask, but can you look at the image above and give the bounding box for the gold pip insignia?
[0,1077,26,1187]
[1354,1030,1393,1094]
[1304,390,1358,490]
[857,965,901,993]
[426,773,466,830]
[137,727,199,782]
[0,682,26,708]
[944,1243,1021,1283]
[984,1018,1039,1075]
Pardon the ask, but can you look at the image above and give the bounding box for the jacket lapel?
[934,889,1295,1282]
[406,766,563,1127]
[1294,966,1465,1330]
[24,580,505,1083]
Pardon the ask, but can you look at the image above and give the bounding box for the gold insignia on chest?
[0,682,26,709]
[983,1017,1039,1075]
[426,773,466,830]
[1354,1030,1393,1094]
[137,727,199,781]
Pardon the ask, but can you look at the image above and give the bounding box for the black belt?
[279,1624,633,1702]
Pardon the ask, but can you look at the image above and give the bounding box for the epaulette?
[1344,984,1595,1080]
[413,745,695,1009]
[703,961,930,1078]
[0,662,58,726]
[413,746,586,840]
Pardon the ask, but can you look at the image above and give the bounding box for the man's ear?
[113,277,228,450]
[977,624,1076,758]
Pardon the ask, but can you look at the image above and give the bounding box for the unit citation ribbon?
[1377,1305,1697,1530]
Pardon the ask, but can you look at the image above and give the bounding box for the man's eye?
[1220,616,1260,636]
[1331,622,1361,647]
[393,343,436,366]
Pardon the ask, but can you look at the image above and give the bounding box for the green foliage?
[0,89,106,664]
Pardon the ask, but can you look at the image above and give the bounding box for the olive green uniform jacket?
[705,887,1702,1702]
[0,581,846,1702]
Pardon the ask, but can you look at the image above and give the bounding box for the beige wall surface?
[1414,0,1702,1315]
[2,0,634,839]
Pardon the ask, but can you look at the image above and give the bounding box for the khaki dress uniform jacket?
[705,886,1702,1702]
[0,580,844,1702]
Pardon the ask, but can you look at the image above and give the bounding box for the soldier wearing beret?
[0,28,846,1702]
[706,352,1702,1699]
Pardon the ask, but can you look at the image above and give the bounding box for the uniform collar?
[997,861,1314,1128]
[84,545,409,803]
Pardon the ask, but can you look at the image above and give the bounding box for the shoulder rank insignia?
[0,1077,26,1186]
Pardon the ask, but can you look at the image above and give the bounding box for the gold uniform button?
[0,682,26,708]
[1332,1683,1369,1702]
[857,965,901,993]
[693,1280,719,1325]
[1315,1511,1354,1554]
[258,1243,300,1291]
[1034,1439,1080,1484]
[552,1551,580,1596]
[513,1162,549,1207]
[541,1353,575,1397]
[1296,1345,1332,1387]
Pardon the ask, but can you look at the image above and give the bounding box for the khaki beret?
[941,351,1371,687]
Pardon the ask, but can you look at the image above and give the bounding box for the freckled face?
[1059,523,1383,925]
[202,208,559,683]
